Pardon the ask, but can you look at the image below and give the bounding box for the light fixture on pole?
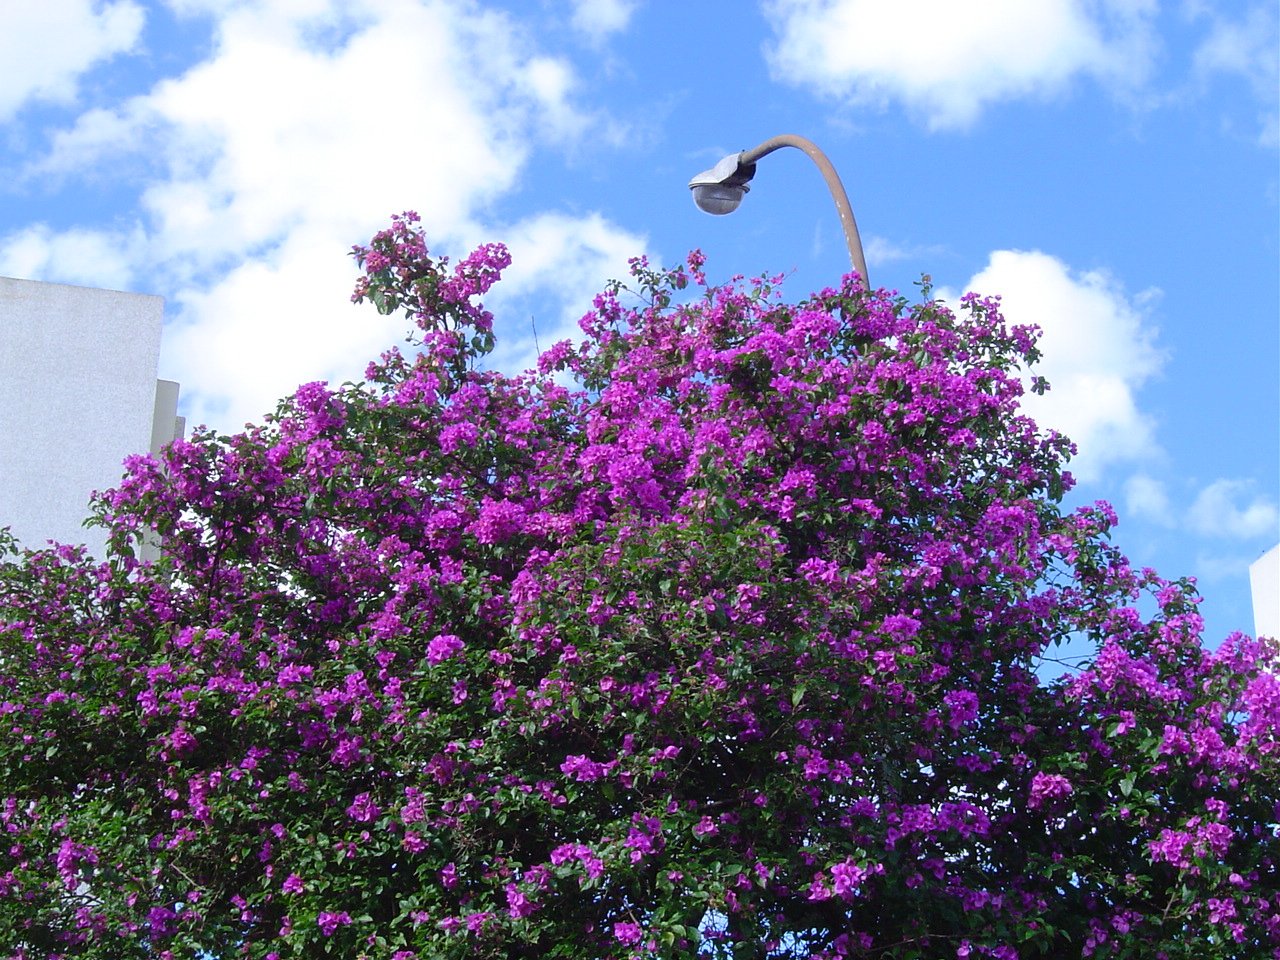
[688,134,869,287]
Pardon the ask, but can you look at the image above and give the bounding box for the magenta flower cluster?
[0,214,1276,959]
[1027,772,1073,810]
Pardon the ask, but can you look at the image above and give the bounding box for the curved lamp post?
[688,134,869,287]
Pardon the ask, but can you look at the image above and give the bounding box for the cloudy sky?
[2,0,1276,643]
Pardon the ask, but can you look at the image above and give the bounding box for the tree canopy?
[1,213,1277,959]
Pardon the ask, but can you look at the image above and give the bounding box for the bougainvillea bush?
[1,213,1277,959]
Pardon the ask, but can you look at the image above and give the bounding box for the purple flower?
[1028,773,1073,810]
[427,634,465,665]
[55,839,97,887]
[147,905,177,937]
[614,920,643,945]
[167,726,198,757]
[317,911,352,936]
[277,663,313,685]
[624,816,664,863]
[506,882,537,918]
[345,791,381,823]
[548,842,604,880]
[943,689,979,730]
[441,862,459,889]
[560,753,609,782]
[830,860,870,899]
[470,498,526,544]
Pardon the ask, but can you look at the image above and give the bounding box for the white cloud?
[481,212,648,370]
[0,223,144,291]
[951,249,1165,483]
[1125,473,1173,525]
[569,0,640,42]
[33,104,155,177]
[1193,550,1258,585]
[160,212,646,432]
[1188,479,1279,540]
[1190,2,1280,147]
[130,0,551,268]
[0,0,145,121]
[863,234,947,267]
[7,0,647,432]
[762,0,1157,130]
[1194,7,1275,77]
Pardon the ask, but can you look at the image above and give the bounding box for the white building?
[0,276,182,558]
[1251,543,1279,642]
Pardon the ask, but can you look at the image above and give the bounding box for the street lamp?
[688,134,869,287]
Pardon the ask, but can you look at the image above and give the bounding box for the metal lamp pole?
[688,134,869,287]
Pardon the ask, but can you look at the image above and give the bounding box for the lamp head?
[690,182,748,215]
[689,153,757,215]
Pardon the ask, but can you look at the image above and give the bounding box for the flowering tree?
[1,213,1277,959]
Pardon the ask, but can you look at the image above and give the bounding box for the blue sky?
[2,0,1276,644]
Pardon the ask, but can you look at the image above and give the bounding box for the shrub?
[1,213,1276,958]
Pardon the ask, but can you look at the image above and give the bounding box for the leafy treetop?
[1,212,1276,959]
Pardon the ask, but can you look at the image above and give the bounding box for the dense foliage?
[1,213,1276,959]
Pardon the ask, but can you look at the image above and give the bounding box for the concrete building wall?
[0,276,178,557]
[1251,543,1279,642]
